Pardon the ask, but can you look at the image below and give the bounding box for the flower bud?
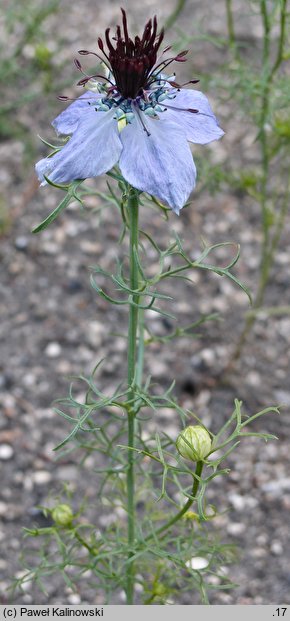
[52,504,73,527]
[176,425,211,462]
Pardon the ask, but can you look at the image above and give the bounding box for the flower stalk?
[150,460,204,540]
[126,186,140,604]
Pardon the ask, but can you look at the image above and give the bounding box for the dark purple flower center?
[100,9,164,99]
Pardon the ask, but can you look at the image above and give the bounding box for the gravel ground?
[0,0,290,605]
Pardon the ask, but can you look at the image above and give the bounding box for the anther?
[74,58,82,71]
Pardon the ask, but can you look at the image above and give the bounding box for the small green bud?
[52,504,73,527]
[176,425,211,462]
[182,510,200,522]
[153,583,167,597]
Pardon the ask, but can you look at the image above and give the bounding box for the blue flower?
[36,10,224,214]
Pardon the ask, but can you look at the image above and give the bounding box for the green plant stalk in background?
[229,0,289,361]
[164,0,188,31]
[225,0,236,50]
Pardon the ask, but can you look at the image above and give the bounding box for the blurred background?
[0,0,290,605]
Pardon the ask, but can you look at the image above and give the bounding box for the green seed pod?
[176,425,211,462]
[52,504,73,527]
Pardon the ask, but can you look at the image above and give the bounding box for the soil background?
[0,0,290,606]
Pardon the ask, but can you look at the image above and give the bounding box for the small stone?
[2,394,17,417]
[115,506,126,519]
[274,390,290,407]
[23,476,34,492]
[86,321,105,347]
[150,359,168,377]
[44,342,62,358]
[22,44,35,59]
[158,407,177,421]
[271,541,283,555]
[228,493,246,511]
[262,478,290,494]
[56,360,72,374]
[282,495,290,510]
[68,594,81,605]
[246,371,261,386]
[80,240,101,254]
[251,547,267,558]
[227,522,246,536]
[277,319,290,340]
[0,444,14,460]
[217,593,233,604]
[42,241,59,255]
[207,575,221,585]
[15,236,29,251]
[190,349,215,370]
[9,261,23,275]
[256,534,268,546]
[276,252,289,266]
[32,471,52,485]
[186,556,209,570]
[22,373,36,387]
[0,502,8,516]
[195,389,211,407]
[38,408,55,419]
[99,514,117,527]
[201,348,215,365]
[22,595,33,604]
[55,465,77,481]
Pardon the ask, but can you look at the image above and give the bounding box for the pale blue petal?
[163,89,224,145]
[119,115,196,213]
[52,91,101,135]
[36,109,122,184]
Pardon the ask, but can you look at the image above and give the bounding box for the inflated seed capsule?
[176,425,212,462]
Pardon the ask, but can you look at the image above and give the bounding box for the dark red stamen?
[69,12,193,104]
[57,95,96,102]
[102,10,166,99]
[150,50,189,78]
[76,73,115,87]
[78,49,111,72]
[73,58,111,87]
[169,79,200,88]
[164,104,199,113]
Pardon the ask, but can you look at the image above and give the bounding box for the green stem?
[136,308,145,387]
[146,461,203,542]
[259,0,271,256]
[74,530,95,554]
[164,0,187,30]
[256,0,288,301]
[126,187,140,604]
[270,0,287,80]
[225,0,236,49]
